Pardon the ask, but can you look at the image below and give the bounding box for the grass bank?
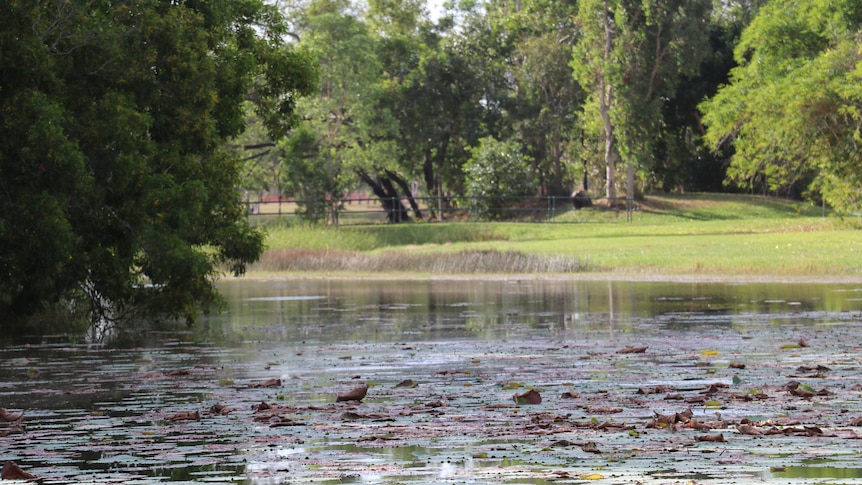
[252,193,862,280]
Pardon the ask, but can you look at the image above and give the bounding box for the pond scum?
[2,311,862,483]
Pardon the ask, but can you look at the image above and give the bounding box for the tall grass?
[252,248,590,274]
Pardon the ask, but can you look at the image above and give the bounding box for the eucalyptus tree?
[700,0,862,211]
[279,0,389,225]
[572,0,711,204]
[0,0,316,328]
[494,0,584,196]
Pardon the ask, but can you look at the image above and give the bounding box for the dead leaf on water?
[513,389,542,405]
[580,442,601,453]
[336,384,368,402]
[696,433,725,442]
[638,385,674,395]
[617,345,648,354]
[735,424,765,436]
[394,379,417,388]
[0,409,23,422]
[560,390,580,399]
[250,378,281,388]
[1,461,35,480]
[208,403,232,415]
[588,406,622,414]
[166,410,200,423]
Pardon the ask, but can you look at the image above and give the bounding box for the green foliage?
[261,194,861,278]
[572,0,713,200]
[0,0,315,328]
[464,137,535,220]
[700,0,862,212]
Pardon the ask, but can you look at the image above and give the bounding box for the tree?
[281,0,393,226]
[0,0,316,328]
[572,0,711,205]
[700,0,862,211]
[498,0,584,196]
[387,2,510,219]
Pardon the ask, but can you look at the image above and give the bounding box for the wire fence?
[244,195,639,226]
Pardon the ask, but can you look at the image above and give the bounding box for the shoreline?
[228,271,862,285]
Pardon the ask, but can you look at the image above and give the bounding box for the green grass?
[254,194,862,279]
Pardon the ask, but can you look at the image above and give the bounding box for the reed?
[252,248,591,274]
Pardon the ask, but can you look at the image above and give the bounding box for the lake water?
[2,278,862,484]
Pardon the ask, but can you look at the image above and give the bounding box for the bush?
[463,137,535,220]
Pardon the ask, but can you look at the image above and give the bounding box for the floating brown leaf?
[597,421,633,431]
[166,410,200,423]
[700,382,729,395]
[696,433,725,442]
[513,389,542,405]
[616,345,648,354]
[1,461,35,480]
[797,364,830,373]
[209,403,232,415]
[685,419,712,431]
[0,408,23,422]
[729,362,746,369]
[250,378,281,388]
[336,385,368,402]
[560,390,580,399]
[638,385,673,395]
[164,369,190,376]
[394,379,418,388]
[580,441,601,453]
[269,416,305,427]
[790,387,815,398]
[735,424,765,436]
[588,406,623,414]
[252,401,276,412]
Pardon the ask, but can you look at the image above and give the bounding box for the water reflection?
[3,278,862,484]
[209,279,862,346]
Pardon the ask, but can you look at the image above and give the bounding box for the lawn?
[255,193,862,280]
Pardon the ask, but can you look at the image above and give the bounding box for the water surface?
[2,278,862,484]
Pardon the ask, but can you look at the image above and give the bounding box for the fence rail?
[244,195,639,225]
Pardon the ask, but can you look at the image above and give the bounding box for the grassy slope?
[260,194,862,279]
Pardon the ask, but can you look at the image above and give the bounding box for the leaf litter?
[2,287,862,483]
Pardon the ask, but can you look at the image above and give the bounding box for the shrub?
[463,137,535,220]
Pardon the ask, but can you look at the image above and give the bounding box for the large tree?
[0,0,316,328]
[496,0,584,196]
[700,0,862,211]
[572,0,711,205]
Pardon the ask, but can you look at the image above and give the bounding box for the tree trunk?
[356,169,410,223]
[600,0,617,206]
[385,169,424,220]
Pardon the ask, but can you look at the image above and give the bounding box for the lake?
[2,278,862,483]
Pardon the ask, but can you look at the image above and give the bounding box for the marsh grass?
[252,248,590,274]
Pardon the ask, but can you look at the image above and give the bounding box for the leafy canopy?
[0,0,316,327]
[700,0,862,211]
